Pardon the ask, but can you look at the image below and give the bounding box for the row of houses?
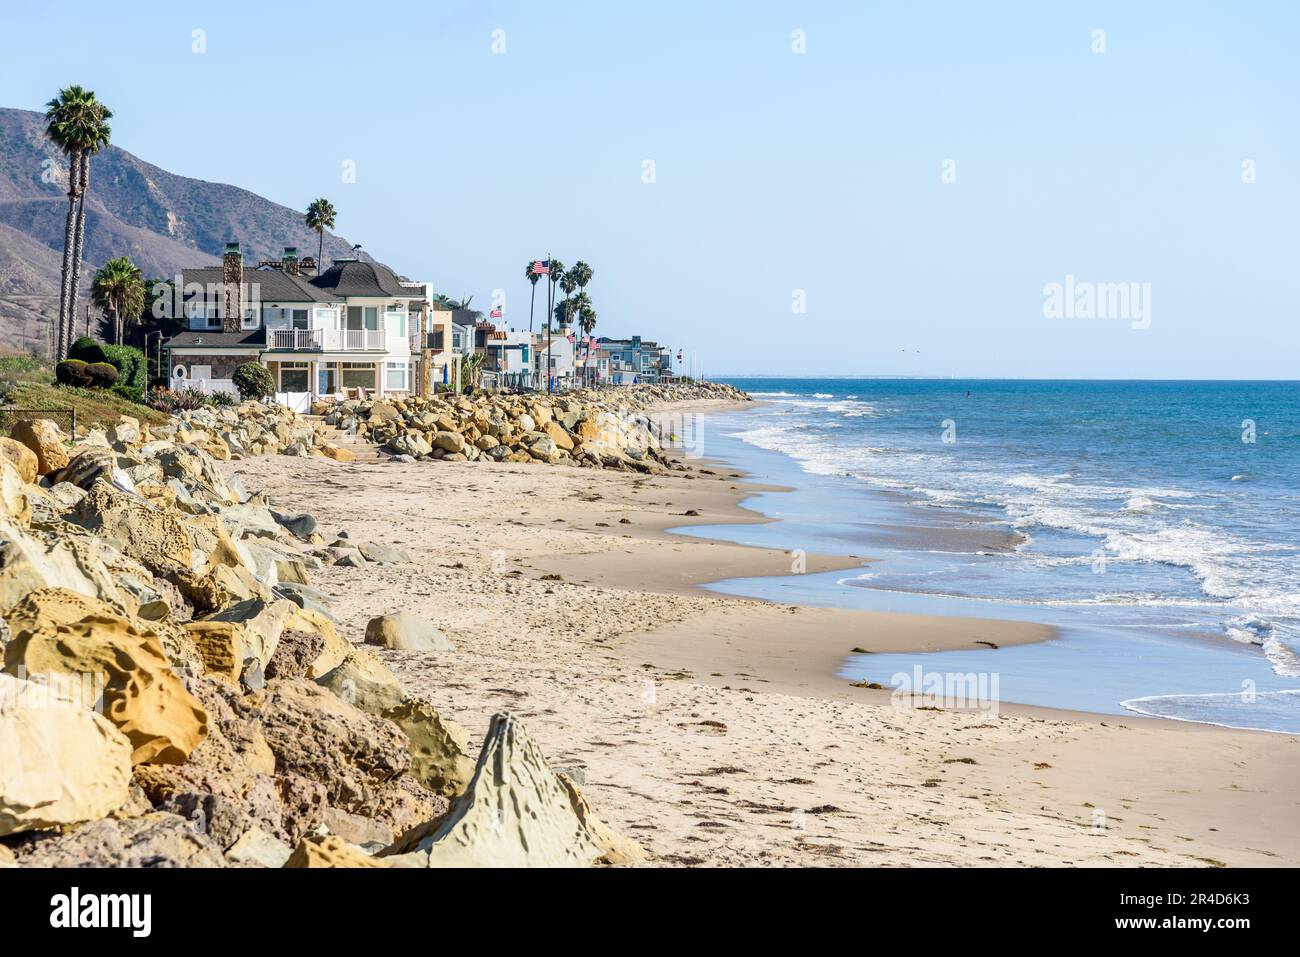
[165,241,676,406]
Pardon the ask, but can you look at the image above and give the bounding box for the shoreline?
[221,403,1300,867]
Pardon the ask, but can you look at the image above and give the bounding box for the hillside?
[0,107,374,353]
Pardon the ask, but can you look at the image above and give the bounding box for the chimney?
[282,246,299,276]
[222,242,243,333]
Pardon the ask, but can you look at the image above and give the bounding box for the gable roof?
[180,266,335,303]
[168,329,267,348]
[310,258,415,298]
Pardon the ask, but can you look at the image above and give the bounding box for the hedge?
[85,362,119,387]
[232,362,274,400]
[69,337,146,390]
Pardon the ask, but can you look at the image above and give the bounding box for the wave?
[1121,689,1300,734]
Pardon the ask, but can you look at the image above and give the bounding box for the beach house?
[166,242,429,409]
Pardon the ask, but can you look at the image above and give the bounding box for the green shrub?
[232,362,274,400]
[55,359,91,387]
[110,383,145,404]
[68,337,107,365]
[85,362,119,387]
[70,338,146,390]
[206,390,237,407]
[101,344,146,390]
[147,386,206,413]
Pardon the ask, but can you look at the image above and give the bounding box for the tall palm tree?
[571,260,593,299]
[45,86,110,360]
[558,267,578,327]
[542,258,564,392]
[91,256,145,345]
[524,260,541,333]
[68,99,113,357]
[305,198,337,274]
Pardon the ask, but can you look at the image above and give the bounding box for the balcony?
[269,328,386,351]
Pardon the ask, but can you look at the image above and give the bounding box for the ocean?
[681,378,1300,732]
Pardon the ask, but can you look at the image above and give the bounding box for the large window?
[385,361,407,391]
[386,306,406,337]
[291,308,310,329]
[279,362,309,392]
[342,361,375,389]
[346,306,378,330]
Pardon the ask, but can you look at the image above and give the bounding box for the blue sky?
[3,0,1297,377]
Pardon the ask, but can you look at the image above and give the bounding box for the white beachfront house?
[167,242,428,409]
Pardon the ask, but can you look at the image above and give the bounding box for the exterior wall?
[169,351,257,381]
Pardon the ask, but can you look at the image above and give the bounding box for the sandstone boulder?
[364,612,454,652]
[3,588,209,764]
[0,674,134,836]
[10,418,69,475]
[0,438,38,484]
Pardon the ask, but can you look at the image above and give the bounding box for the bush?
[56,359,91,387]
[85,362,119,388]
[68,337,107,365]
[110,383,145,404]
[206,390,237,407]
[232,362,274,400]
[70,338,147,390]
[102,344,146,390]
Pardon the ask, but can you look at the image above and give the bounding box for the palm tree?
[45,86,111,360]
[558,267,578,327]
[579,302,597,337]
[91,257,145,345]
[571,260,593,299]
[305,198,337,274]
[542,258,564,392]
[524,260,541,333]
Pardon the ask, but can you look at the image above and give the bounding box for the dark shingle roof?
[181,266,335,303]
[168,329,267,347]
[309,259,415,298]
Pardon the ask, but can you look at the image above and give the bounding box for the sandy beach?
[222,403,1300,868]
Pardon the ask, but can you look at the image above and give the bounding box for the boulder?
[556,771,648,865]
[8,812,227,868]
[285,834,386,868]
[357,542,408,564]
[544,420,575,451]
[271,510,318,539]
[316,646,405,715]
[431,430,465,453]
[384,698,474,797]
[184,620,248,684]
[202,597,295,671]
[0,461,31,525]
[0,674,134,836]
[225,826,293,868]
[10,418,69,476]
[234,679,410,815]
[0,437,38,484]
[388,713,601,867]
[364,612,454,652]
[3,589,209,765]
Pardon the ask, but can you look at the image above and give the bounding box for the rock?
[202,597,295,671]
[316,646,405,715]
[334,551,366,568]
[357,542,408,564]
[324,806,395,848]
[364,612,454,652]
[384,698,474,797]
[556,771,648,865]
[271,510,318,539]
[3,589,209,765]
[0,461,31,525]
[431,430,464,453]
[234,679,410,815]
[285,834,386,868]
[0,674,133,836]
[264,628,325,681]
[389,713,601,867]
[9,812,226,868]
[67,478,194,577]
[184,620,247,683]
[10,418,69,476]
[0,437,38,484]
[319,444,355,463]
[225,826,293,868]
[544,420,575,451]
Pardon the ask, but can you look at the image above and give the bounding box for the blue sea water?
[677,378,1300,732]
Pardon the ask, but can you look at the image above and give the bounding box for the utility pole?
[544,253,553,395]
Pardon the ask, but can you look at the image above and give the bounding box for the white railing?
[172,377,239,396]
[270,328,323,350]
[322,329,386,351]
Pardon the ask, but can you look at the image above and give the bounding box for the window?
[279,362,309,392]
[342,361,375,389]
[385,361,407,391]
[242,307,259,330]
[386,306,406,338]
[347,306,378,330]
[291,309,310,329]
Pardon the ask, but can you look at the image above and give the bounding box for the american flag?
[566,333,575,343]
[530,260,549,276]
[490,305,502,318]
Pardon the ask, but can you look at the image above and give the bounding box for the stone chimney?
[282,247,299,276]
[222,242,243,333]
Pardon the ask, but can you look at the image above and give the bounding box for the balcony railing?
[268,328,386,351]
[270,328,322,350]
